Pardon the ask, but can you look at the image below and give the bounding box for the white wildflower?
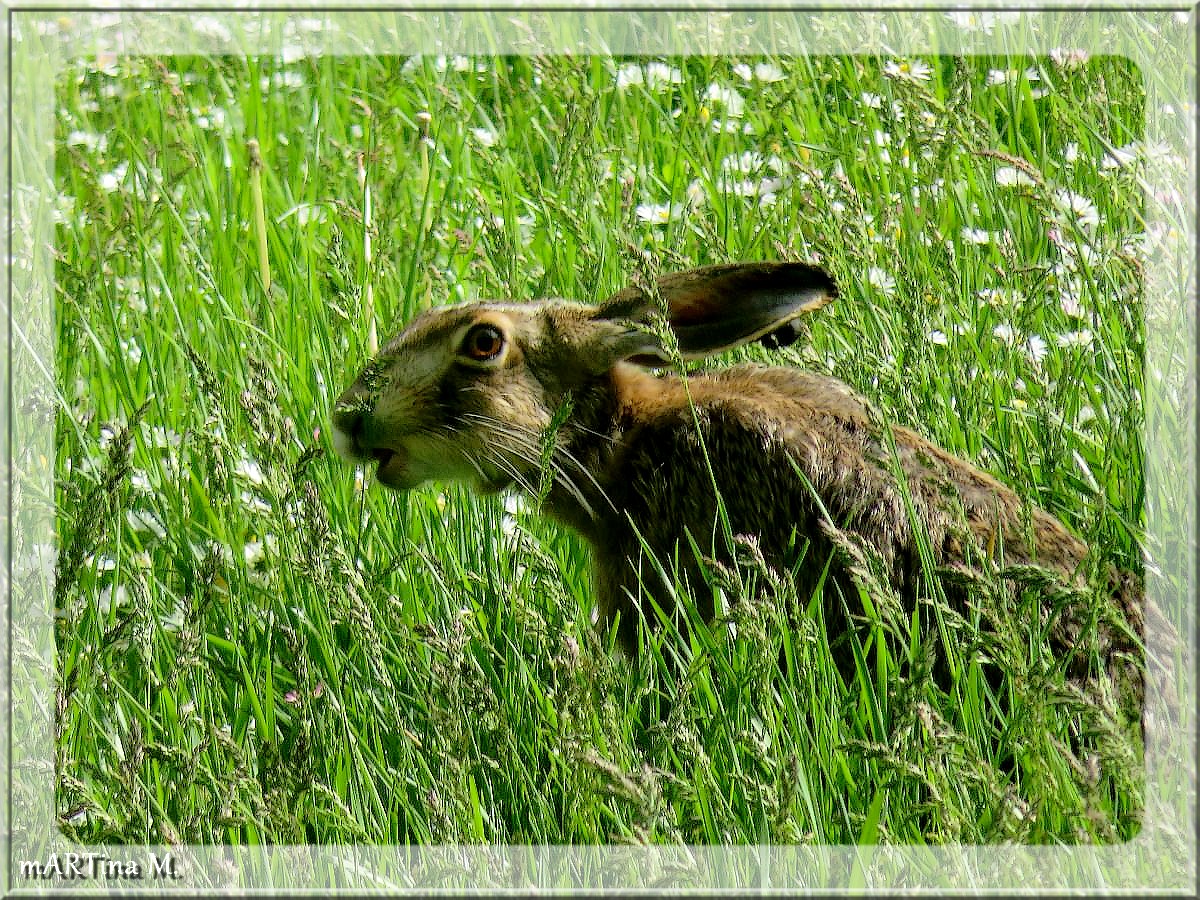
[98,585,131,615]
[501,492,529,538]
[244,538,268,568]
[1056,330,1094,349]
[126,508,166,540]
[1059,285,1086,318]
[711,120,754,135]
[1053,190,1100,229]
[280,45,306,66]
[1101,142,1139,170]
[721,151,784,174]
[1025,334,1048,365]
[66,130,106,154]
[192,106,227,131]
[754,62,786,82]
[97,162,128,193]
[995,166,1036,187]
[470,127,498,148]
[704,82,745,117]
[120,337,142,365]
[160,599,187,632]
[240,491,272,515]
[866,267,896,296]
[883,59,933,82]
[148,426,182,449]
[1050,48,1089,68]
[644,62,683,87]
[635,203,678,225]
[234,458,267,486]
[428,55,472,73]
[269,70,305,90]
[88,554,118,573]
[735,61,785,82]
[976,287,1017,307]
[615,63,643,89]
[719,178,756,198]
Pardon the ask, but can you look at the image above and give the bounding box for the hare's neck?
[540,365,682,539]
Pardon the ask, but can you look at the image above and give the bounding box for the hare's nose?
[331,397,370,461]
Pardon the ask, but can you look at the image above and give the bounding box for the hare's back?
[610,364,901,559]
[678,363,1090,576]
[697,364,875,425]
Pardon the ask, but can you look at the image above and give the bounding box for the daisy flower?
[635,202,678,225]
[704,82,746,117]
[993,323,1018,345]
[1056,330,1094,349]
[615,63,643,89]
[1025,334,1048,365]
[1049,47,1089,68]
[995,166,1036,187]
[1053,189,1101,229]
[866,267,896,296]
[470,127,498,148]
[733,61,786,83]
[644,62,683,88]
[883,59,933,83]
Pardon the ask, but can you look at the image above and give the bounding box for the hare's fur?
[332,263,1150,703]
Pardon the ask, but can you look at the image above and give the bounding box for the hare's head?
[331,262,836,493]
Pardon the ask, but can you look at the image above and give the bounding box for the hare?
[331,262,1151,706]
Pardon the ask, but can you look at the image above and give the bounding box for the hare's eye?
[462,324,505,361]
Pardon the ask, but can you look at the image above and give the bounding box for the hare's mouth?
[372,446,413,488]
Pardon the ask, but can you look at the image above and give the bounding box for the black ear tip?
[776,261,838,298]
[626,352,670,367]
[758,322,803,350]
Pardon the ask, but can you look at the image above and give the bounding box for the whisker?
[482,449,541,498]
[460,413,603,519]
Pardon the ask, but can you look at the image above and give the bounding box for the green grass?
[48,51,1183,846]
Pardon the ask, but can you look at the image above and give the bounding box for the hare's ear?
[598,262,837,364]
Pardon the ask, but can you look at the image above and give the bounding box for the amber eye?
[461,324,505,361]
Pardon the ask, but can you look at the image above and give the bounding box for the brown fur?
[332,262,1154,709]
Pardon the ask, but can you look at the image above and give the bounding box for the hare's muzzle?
[330,401,370,463]
[330,393,416,489]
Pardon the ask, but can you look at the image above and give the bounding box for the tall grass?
[49,50,1179,846]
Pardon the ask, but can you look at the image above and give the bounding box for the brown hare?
[331,262,1150,707]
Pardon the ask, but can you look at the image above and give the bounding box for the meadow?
[45,44,1188,850]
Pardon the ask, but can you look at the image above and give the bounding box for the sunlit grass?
[49,50,1180,845]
